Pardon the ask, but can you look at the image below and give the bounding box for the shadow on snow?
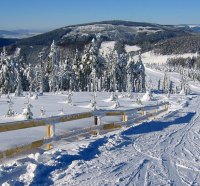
[29,137,108,185]
[29,111,195,185]
[122,112,195,136]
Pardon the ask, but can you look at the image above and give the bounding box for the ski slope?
[53,95,200,186]
[1,68,200,185]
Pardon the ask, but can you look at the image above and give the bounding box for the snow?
[188,24,200,28]
[1,67,200,185]
[76,25,106,32]
[99,42,141,57]
[135,26,162,33]
[14,48,21,57]
[99,41,115,56]
[140,91,152,102]
[125,45,141,53]
[138,51,199,64]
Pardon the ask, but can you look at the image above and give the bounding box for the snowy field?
[140,51,199,64]
[1,67,200,185]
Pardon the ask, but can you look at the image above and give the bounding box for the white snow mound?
[140,91,152,102]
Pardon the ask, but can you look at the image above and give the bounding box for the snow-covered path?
[50,94,199,186]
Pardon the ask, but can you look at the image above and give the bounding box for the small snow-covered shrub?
[141,90,153,102]
[22,99,33,119]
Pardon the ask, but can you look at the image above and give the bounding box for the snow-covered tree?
[47,40,59,93]
[6,97,15,117]
[40,106,46,117]
[14,68,23,96]
[112,94,120,108]
[66,90,73,105]
[89,93,97,110]
[24,64,35,96]
[82,38,105,91]
[0,47,17,93]
[126,53,145,93]
[168,81,173,94]
[162,72,168,93]
[22,98,33,119]
[157,79,161,91]
[36,50,46,95]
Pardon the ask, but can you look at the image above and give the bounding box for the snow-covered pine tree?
[113,93,120,108]
[168,81,173,94]
[25,64,35,96]
[40,106,46,117]
[22,98,33,119]
[58,108,64,115]
[135,53,146,92]
[110,92,116,101]
[0,47,17,94]
[66,90,73,105]
[126,55,134,93]
[126,53,145,94]
[116,52,127,92]
[89,93,97,110]
[82,37,105,92]
[14,67,23,96]
[47,40,59,93]
[185,83,190,95]
[6,97,15,117]
[36,50,46,95]
[162,72,168,93]
[157,79,161,91]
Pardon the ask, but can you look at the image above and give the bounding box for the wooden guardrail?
[0,112,93,132]
[0,102,169,160]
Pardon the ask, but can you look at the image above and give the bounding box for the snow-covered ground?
[125,45,141,53]
[140,51,199,64]
[1,67,200,185]
[100,41,199,64]
[99,41,115,55]
[99,41,141,55]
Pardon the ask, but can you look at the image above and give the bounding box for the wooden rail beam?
[0,112,93,133]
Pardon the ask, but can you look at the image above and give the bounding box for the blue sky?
[1,0,200,30]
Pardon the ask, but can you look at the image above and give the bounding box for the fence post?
[164,103,168,111]
[51,123,55,138]
[122,112,127,122]
[46,124,54,150]
[94,116,98,125]
[141,110,145,116]
[93,116,99,136]
[97,116,101,125]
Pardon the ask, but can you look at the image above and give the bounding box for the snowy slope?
[52,94,199,186]
[125,45,141,53]
[1,68,200,185]
[99,41,115,56]
[99,41,141,55]
[140,51,199,64]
